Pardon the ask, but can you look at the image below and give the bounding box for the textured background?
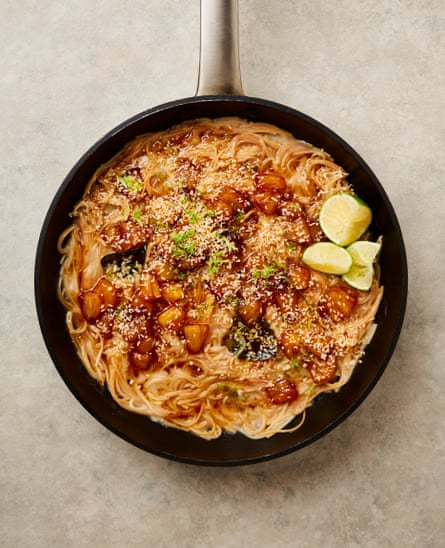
[1,1,444,546]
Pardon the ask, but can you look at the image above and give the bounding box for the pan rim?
[34,94,408,466]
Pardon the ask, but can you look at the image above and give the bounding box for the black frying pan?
[34,0,407,465]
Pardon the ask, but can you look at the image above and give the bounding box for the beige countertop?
[1,1,444,546]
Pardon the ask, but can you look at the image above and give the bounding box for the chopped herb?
[132,207,143,225]
[207,251,230,278]
[151,218,168,231]
[170,229,196,244]
[217,383,239,399]
[224,295,239,307]
[117,174,143,193]
[177,271,187,280]
[206,234,237,278]
[253,264,278,279]
[218,234,237,252]
[185,208,201,223]
[170,229,197,258]
[291,358,301,370]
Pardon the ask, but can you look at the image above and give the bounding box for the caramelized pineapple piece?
[218,186,250,213]
[80,277,117,321]
[288,263,311,290]
[96,278,118,308]
[80,291,102,322]
[153,261,177,282]
[183,324,209,353]
[254,172,287,193]
[161,282,185,303]
[129,338,155,373]
[138,272,161,302]
[274,289,300,319]
[265,378,298,404]
[157,305,185,332]
[206,198,234,220]
[280,330,303,359]
[253,192,280,215]
[283,215,312,244]
[307,355,337,385]
[238,299,264,325]
[318,284,358,322]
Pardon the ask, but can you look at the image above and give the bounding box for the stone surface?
[1,1,444,546]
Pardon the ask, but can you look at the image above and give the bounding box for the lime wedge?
[346,240,381,267]
[302,242,352,275]
[342,263,374,291]
[319,193,372,246]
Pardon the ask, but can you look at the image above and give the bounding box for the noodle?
[58,117,383,440]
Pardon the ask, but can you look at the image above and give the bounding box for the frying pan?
[34,0,407,465]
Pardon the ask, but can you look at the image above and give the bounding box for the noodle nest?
[58,117,383,440]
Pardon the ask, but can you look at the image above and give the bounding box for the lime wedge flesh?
[319,193,372,246]
[302,242,352,275]
[342,263,374,291]
[346,240,381,266]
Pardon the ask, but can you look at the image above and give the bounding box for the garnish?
[319,193,372,246]
[207,251,228,278]
[217,383,240,400]
[150,218,168,231]
[342,240,381,291]
[170,229,197,258]
[206,233,238,278]
[253,264,279,279]
[132,206,143,225]
[117,174,143,193]
[184,208,201,223]
[301,242,352,275]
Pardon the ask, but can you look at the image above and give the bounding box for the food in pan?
[58,117,383,439]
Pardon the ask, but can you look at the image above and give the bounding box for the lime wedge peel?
[319,193,372,246]
[342,264,374,291]
[342,239,381,290]
[301,239,380,290]
[302,242,352,275]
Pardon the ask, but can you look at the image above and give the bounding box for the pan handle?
[196,0,244,96]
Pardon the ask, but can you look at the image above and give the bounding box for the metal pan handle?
[196,0,244,96]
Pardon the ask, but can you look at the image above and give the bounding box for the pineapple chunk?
[161,282,185,303]
[157,305,185,332]
[183,324,209,353]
